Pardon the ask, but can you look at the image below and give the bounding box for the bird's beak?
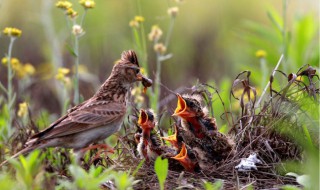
[138,109,148,127]
[162,125,179,148]
[136,72,144,81]
[136,73,152,85]
[172,94,187,117]
[171,143,196,172]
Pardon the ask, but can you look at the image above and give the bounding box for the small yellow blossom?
[129,20,139,28]
[154,43,167,54]
[2,57,20,66]
[55,67,70,84]
[23,63,36,75]
[148,25,163,41]
[72,24,84,36]
[56,1,73,10]
[3,27,22,37]
[17,102,28,118]
[255,50,267,59]
[2,57,35,78]
[66,8,78,18]
[134,16,145,23]
[58,67,70,75]
[79,0,95,9]
[167,7,179,18]
[140,68,146,75]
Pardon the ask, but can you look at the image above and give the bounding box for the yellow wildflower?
[129,20,139,28]
[66,8,78,18]
[148,25,163,41]
[3,27,22,37]
[58,67,70,75]
[2,57,21,68]
[154,43,167,54]
[55,67,70,83]
[167,7,179,18]
[56,1,73,9]
[23,63,36,75]
[255,50,267,59]
[79,0,95,9]
[134,16,145,23]
[2,57,35,78]
[17,102,28,118]
[140,68,146,75]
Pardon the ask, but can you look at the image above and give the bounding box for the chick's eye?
[135,68,140,74]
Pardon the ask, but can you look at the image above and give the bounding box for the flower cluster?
[154,43,166,55]
[1,57,35,78]
[3,27,22,37]
[167,7,179,18]
[17,102,28,118]
[55,1,72,9]
[55,67,71,84]
[129,16,145,28]
[55,1,78,18]
[148,25,163,41]
[79,0,96,9]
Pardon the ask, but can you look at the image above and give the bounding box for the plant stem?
[165,17,175,48]
[255,54,284,108]
[80,9,87,26]
[7,37,16,129]
[154,51,162,113]
[73,35,80,105]
[282,0,288,72]
[260,57,267,91]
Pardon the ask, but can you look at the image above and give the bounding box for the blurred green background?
[0,0,318,114]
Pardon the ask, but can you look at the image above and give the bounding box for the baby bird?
[172,94,235,165]
[171,142,200,173]
[161,124,184,150]
[136,109,163,162]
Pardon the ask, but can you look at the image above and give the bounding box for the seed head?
[148,25,163,41]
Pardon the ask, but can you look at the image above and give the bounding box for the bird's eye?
[135,68,140,74]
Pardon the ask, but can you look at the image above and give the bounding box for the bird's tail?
[0,145,37,167]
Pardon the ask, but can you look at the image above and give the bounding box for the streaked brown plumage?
[0,50,152,167]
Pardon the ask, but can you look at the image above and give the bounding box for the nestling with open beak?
[172,94,235,165]
[1,50,152,167]
[171,142,200,173]
[137,109,164,162]
[162,123,184,151]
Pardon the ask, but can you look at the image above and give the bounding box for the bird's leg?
[79,144,115,164]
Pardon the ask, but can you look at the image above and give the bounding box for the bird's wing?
[35,101,126,139]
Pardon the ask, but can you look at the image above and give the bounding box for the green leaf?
[154,157,168,190]
[280,185,300,190]
[203,180,223,190]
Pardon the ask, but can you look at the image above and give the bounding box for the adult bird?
[0,50,152,167]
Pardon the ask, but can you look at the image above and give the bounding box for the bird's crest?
[120,50,139,67]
